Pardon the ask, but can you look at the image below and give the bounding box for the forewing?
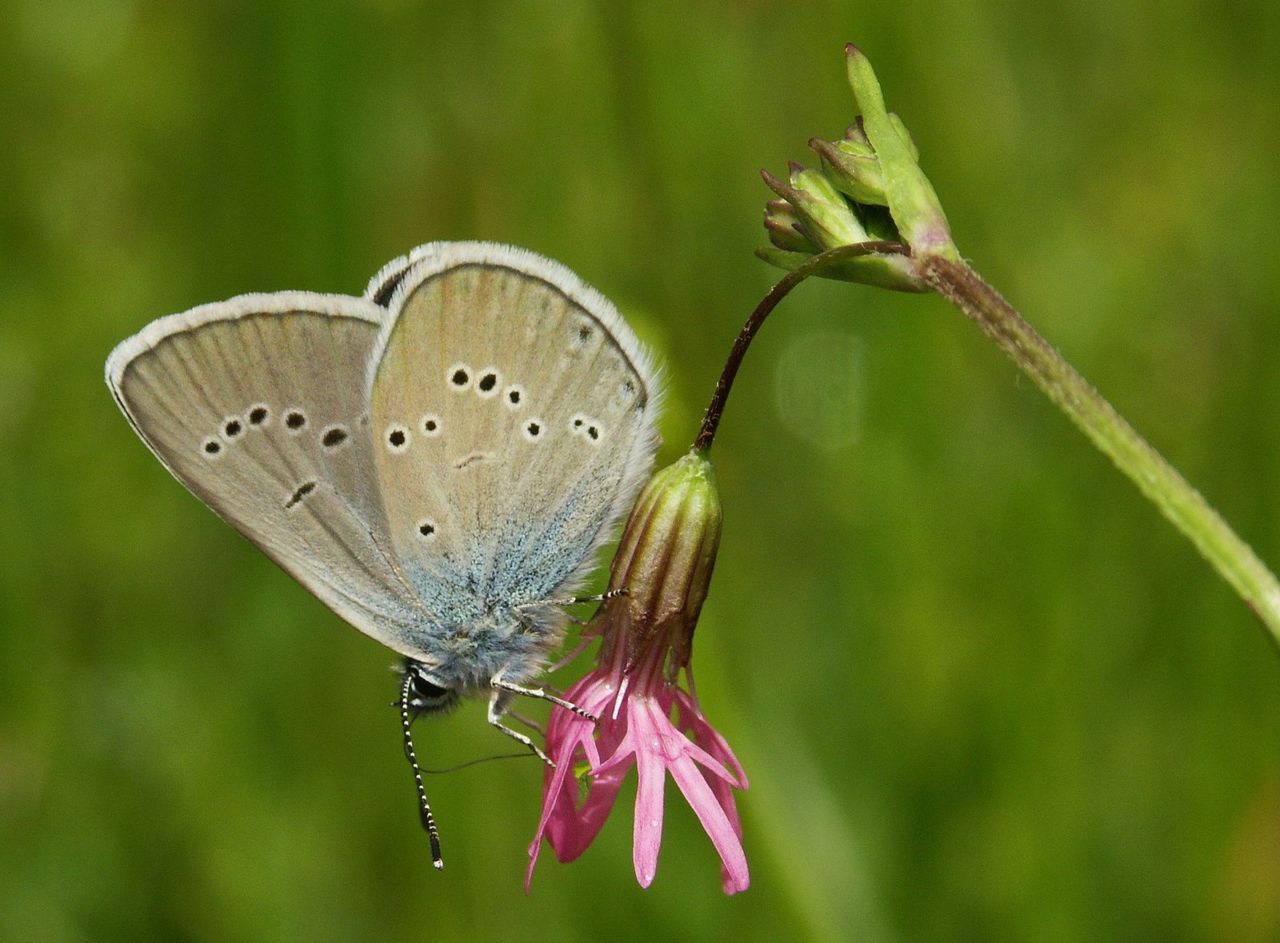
[106,293,435,657]
[367,243,659,622]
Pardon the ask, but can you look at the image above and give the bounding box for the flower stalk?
[920,256,1280,645]
[695,241,909,453]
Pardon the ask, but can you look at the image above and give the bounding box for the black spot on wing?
[285,481,316,509]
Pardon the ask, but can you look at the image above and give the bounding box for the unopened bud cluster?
[756,45,959,289]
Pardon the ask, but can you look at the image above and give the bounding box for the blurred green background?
[3,1,1279,940]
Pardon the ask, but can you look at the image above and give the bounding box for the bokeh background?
[3,2,1280,940]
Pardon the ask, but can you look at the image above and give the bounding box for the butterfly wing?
[364,242,452,308]
[366,243,660,628]
[105,292,437,657]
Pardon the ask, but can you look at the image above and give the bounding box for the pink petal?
[666,753,750,894]
[591,718,641,778]
[703,764,747,894]
[546,762,628,861]
[672,693,749,892]
[527,675,622,889]
[677,695,749,788]
[526,665,751,895]
[631,726,668,888]
[673,735,740,788]
[526,740,587,890]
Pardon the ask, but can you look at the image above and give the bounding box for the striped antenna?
[400,671,444,869]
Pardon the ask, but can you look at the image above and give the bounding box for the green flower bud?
[810,135,889,207]
[887,113,920,163]
[843,44,955,260]
[605,451,722,672]
[843,120,873,149]
[764,198,818,253]
[761,163,869,251]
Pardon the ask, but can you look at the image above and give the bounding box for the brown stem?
[694,241,909,452]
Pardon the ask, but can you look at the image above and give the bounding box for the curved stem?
[694,241,909,452]
[921,254,1280,647]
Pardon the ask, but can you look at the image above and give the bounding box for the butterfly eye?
[522,419,544,442]
[247,404,270,426]
[284,409,307,433]
[222,417,244,440]
[504,385,525,409]
[414,676,447,698]
[407,667,457,714]
[201,437,224,459]
[420,415,442,437]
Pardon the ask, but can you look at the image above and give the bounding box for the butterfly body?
[107,242,659,705]
[409,605,559,696]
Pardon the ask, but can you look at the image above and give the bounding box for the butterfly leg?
[488,688,554,767]
[564,587,629,606]
[517,587,629,611]
[490,673,598,722]
[546,634,596,672]
[507,709,545,736]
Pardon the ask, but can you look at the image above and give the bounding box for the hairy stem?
[921,254,1280,647]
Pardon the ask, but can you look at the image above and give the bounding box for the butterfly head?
[403,660,461,716]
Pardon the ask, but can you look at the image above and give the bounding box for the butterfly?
[105,242,660,866]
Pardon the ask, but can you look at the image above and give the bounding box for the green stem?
[921,254,1280,647]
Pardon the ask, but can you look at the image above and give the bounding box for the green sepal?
[755,244,929,292]
[843,44,957,260]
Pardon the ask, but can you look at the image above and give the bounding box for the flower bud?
[527,450,748,895]
[764,198,817,253]
[756,46,959,288]
[843,44,955,259]
[759,154,923,292]
[809,135,889,207]
[761,163,869,252]
[606,450,722,672]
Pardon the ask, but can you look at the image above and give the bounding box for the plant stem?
[694,241,910,453]
[921,254,1280,647]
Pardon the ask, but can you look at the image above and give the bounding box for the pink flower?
[526,452,750,894]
